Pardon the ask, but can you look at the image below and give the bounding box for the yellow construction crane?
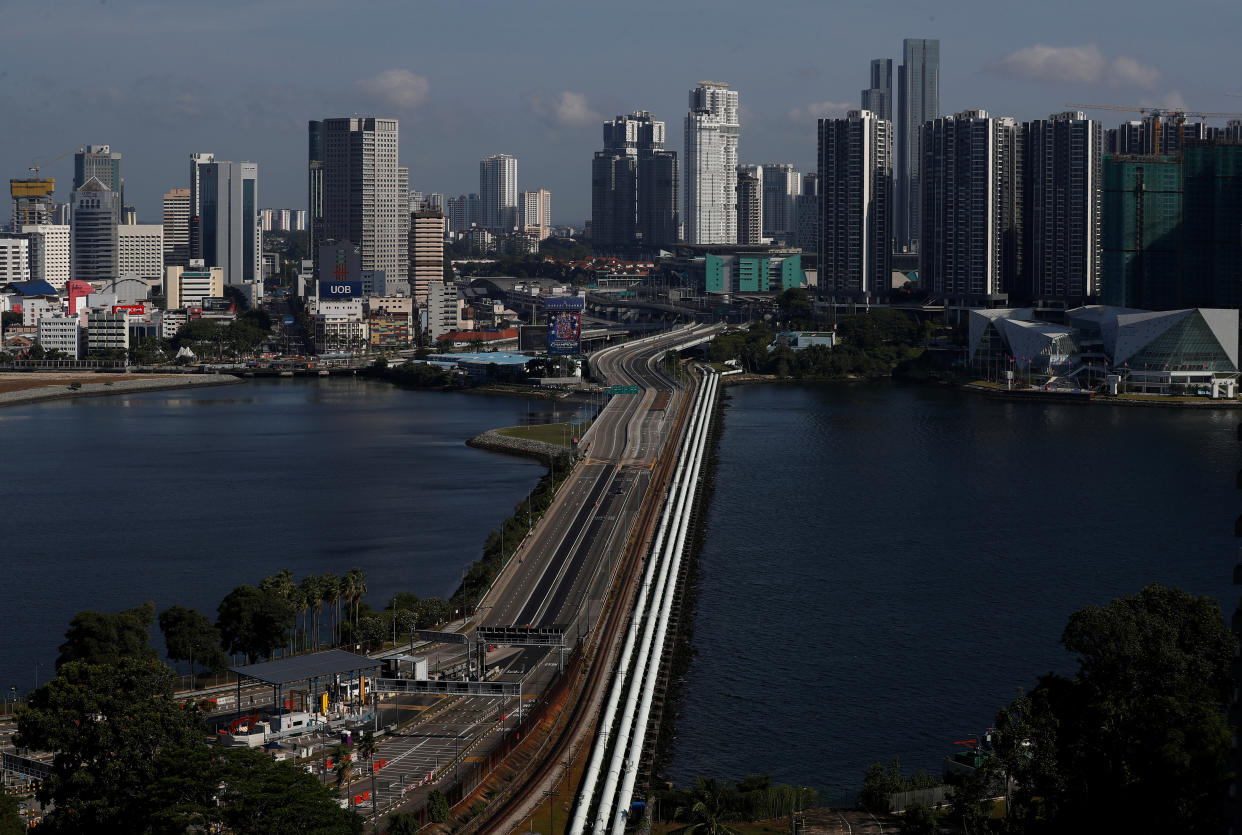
[27,144,83,178]
[1065,103,1242,152]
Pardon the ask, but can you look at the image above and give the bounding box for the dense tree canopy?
[56,602,158,669]
[158,605,229,680]
[988,584,1234,834]
[217,584,295,663]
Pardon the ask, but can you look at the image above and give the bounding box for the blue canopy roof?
[4,279,58,297]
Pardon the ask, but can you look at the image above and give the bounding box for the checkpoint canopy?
[230,649,380,686]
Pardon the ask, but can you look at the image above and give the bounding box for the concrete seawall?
[0,373,243,408]
[466,429,564,463]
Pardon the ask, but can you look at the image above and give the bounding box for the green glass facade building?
[1101,154,1182,309]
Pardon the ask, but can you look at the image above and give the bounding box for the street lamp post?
[543,788,559,835]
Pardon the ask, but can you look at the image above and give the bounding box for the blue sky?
[4,0,1240,226]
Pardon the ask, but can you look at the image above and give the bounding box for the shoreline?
[0,374,244,409]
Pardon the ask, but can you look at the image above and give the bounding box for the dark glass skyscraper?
[897,38,939,254]
[861,58,892,123]
[591,111,679,252]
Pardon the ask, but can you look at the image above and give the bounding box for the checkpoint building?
[967,305,1239,395]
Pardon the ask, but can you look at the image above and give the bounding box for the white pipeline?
[608,371,717,835]
[566,374,710,835]
[587,373,713,832]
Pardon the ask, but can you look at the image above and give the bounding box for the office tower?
[685,81,740,244]
[736,166,763,245]
[479,154,519,233]
[520,190,552,240]
[794,174,819,255]
[1024,111,1102,304]
[861,58,893,122]
[919,110,1023,301]
[122,206,137,225]
[1228,121,1242,143]
[818,110,893,297]
[71,178,120,283]
[0,237,31,283]
[74,145,123,207]
[163,262,225,309]
[188,152,216,262]
[426,193,444,212]
[19,224,70,289]
[118,224,166,285]
[426,279,459,340]
[761,163,801,242]
[409,190,425,212]
[319,118,407,285]
[162,188,190,267]
[195,161,260,286]
[592,111,680,250]
[409,210,444,305]
[10,178,56,229]
[308,120,325,265]
[897,38,940,253]
[1182,142,1242,308]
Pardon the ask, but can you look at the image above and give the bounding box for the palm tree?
[298,576,317,651]
[344,567,367,634]
[672,778,742,835]
[319,573,340,647]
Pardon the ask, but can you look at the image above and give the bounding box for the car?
[487,645,495,653]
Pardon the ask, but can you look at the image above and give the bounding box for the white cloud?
[1108,56,1160,90]
[788,101,853,124]
[553,91,600,127]
[991,44,1160,90]
[992,44,1105,84]
[354,69,429,110]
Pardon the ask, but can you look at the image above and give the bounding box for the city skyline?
[4,0,1239,227]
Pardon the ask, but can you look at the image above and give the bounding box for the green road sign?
[605,385,640,395]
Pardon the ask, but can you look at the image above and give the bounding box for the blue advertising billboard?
[318,280,361,299]
[548,310,582,355]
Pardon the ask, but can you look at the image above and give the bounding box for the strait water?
[0,378,592,693]
[664,383,1241,803]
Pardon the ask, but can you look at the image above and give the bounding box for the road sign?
[605,385,639,395]
[414,630,469,645]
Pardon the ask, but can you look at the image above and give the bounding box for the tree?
[387,811,420,835]
[859,757,907,814]
[14,657,206,832]
[344,566,367,632]
[217,584,295,663]
[0,790,23,835]
[320,573,341,647]
[900,802,938,835]
[56,601,157,669]
[672,778,741,835]
[427,789,450,823]
[213,747,362,835]
[158,604,228,681]
[989,583,1234,834]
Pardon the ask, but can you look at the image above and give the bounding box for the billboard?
[545,296,584,356]
[318,280,361,299]
[548,310,581,356]
[112,304,145,316]
[200,297,234,313]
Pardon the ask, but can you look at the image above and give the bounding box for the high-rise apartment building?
[446,194,480,234]
[10,178,56,229]
[118,224,166,285]
[592,111,680,251]
[479,154,519,234]
[409,210,445,305]
[0,237,31,283]
[162,188,190,267]
[685,82,740,244]
[897,38,940,254]
[71,178,120,284]
[19,224,70,289]
[520,190,552,240]
[760,164,801,243]
[1182,141,1242,309]
[319,117,407,285]
[794,174,820,255]
[1024,112,1102,304]
[196,161,261,286]
[1101,154,1182,308]
[818,110,893,298]
[919,110,1023,302]
[736,166,763,245]
[861,58,893,122]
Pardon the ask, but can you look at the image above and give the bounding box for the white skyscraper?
[0,237,31,284]
[520,189,552,239]
[118,224,166,285]
[684,81,740,244]
[818,110,893,297]
[162,188,190,266]
[480,154,518,234]
[320,118,407,285]
[20,224,71,289]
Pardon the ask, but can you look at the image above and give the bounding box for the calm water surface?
[0,378,591,692]
[665,383,1240,803]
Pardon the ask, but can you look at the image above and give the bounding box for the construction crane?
[27,144,83,178]
[1065,103,1242,154]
